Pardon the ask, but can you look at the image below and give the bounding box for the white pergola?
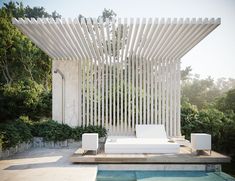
[13,18,220,136]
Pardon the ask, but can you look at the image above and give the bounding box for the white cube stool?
[191,133,211,155]
[82,133,98,154]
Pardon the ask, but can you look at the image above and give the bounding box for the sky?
[1,0,235,79]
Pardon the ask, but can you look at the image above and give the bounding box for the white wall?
[52,60,81,127]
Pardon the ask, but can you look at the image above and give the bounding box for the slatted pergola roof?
[12,18,220,61]
[12,17,221,136]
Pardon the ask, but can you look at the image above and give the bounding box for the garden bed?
[0,136,107,159]
[0,117,107,159]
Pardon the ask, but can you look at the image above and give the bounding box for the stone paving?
[0,143,97,181]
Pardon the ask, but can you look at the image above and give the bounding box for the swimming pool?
[96,170,235,181]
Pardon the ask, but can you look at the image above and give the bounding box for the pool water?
[96,171,235,181]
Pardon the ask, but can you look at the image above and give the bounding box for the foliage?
[0,2,55,86]
[181,76,221,109]
[72,125,107,141]
[14,117,33,142]
[0,123,20,150]
[78,8,116,22]
[0,133,3,150]
[180,67,235,164]
[78,8,120,57]
[216,89,235,113]
[181,100,235,156]
[31,120,73,142]
[99,8,117,21]
[0,118,107,150]
[0,79,51,121]
[24,5,61,19]
[181,102,199,139]
[0,1,57,121]
[181,66,235,109]
[0,117,33,150]
[31,120,107,141]
[197,108,225,150]
[181,66,192,81]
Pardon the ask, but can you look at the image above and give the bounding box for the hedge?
[0,116,107,150]
[0,118,32,150]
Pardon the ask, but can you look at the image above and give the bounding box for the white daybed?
[105,125,180,154]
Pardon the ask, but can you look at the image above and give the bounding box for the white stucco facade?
[52,60,81,127]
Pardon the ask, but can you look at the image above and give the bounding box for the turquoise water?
[96,171,235,181]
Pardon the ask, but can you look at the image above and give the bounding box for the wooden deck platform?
[70,145,230,164]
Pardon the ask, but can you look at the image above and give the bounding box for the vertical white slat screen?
[78,60,82,126]
[13,18,220,137]
[116,20,121,134]
[165,60,169,135]
[143,58,147,126]
[86,60,89,126]
[82,60,85,126]
[139,57,143,126]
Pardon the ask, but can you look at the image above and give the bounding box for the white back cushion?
[136,124,167,139]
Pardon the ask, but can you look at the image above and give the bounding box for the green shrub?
[17,115,34,128]
[72,125,107,141]
[197,108,226,150]
[181,102,222,139]
[217,89,235,113]
[0,118,108,149]
[220,120,235,157]
[31,121,107,142]
[13,118,33,142]
[31,120,73,141]
[0,133,3,150]
[181,102,199,140]
[0,123,21,150]
[0,118,33,150]
[71,126,83,141]
[82,125,107,137]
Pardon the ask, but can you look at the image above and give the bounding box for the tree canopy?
[181,66,235,109]
[0,1,60,87]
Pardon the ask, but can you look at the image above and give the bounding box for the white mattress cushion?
[105,138,178,149]
[136,124,167,139]
[105,137,179,153]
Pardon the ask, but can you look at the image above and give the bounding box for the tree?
[0,2,60,121]
[217,89,235,113]
[25,6,61,19]
[180,66,235,109]
[99,8,117,21]
[181,75,221,109]
[0,2,60,87]
[216,77,235,92]
[0,11,17,84]
[181,66,192,81]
